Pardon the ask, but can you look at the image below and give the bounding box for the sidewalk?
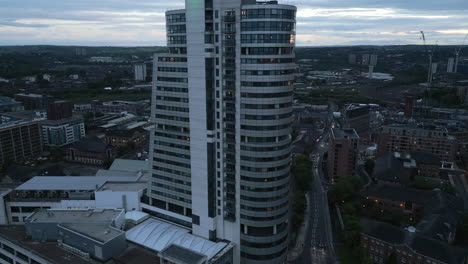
[287,192,311,261]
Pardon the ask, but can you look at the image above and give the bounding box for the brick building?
[343,104,370,138]
[377,124,457,162]
[47,100,73,120]
[104,128,148,147]
[65,136,114,165]
[328,128,359,178]
[14,93,49,110]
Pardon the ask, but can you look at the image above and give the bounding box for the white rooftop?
[109,159,149,172]
[16,176,139,191]
[125,211,149,222]
[126,218,228,261]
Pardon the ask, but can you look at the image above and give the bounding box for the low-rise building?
[0,96,24,113]
[14,93,49,110]
[65,136,114,165]
[94,100,149,116]
[377,124,458,162]
[104,128,148,147]
[24,208,126,262]
[40,117,85,147]
[361,220,467,264]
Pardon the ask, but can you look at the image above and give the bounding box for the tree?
[329,179,354,203]
[364,159,375,176]
[386,252,398,264]
[50,148,63,162]
[102,159,114,169]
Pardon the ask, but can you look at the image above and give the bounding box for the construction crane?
[420,31,434,88]
[454,33,468,73]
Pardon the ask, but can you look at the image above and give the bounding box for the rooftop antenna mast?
[454,33,468,73]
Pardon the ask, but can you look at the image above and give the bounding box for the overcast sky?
[0,0,467,46]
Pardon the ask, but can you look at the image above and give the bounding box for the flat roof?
[159,244,207,264]
[26,208,124,224]
[332,128,359,139]
[16,176,139,191]
[0,225,95,264]
[97,182,147,192]
[127,122,147,130]
[126,218,228,261]
[59,223,123,244]
[114,245,161,264]
[109,159,149,172]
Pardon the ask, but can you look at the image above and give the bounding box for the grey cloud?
[0,20,49,28]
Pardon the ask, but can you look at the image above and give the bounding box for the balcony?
[223,74,236,80]
[223,63,236,69]
[222,27,236,34]
[223,15,236,23]
[224,39,236,46]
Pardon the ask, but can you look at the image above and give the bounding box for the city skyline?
[0,0,467,46]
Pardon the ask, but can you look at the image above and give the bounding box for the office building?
[14,93,49,110]
[47,100,73,120]
[328,128,359,178]
[377,124,457,162]
[343,103,370,138]
[134,64,147,81]
[0,120,43,165]
[0,96,24,113]
[40,117,85,147]
[148,0,296,262]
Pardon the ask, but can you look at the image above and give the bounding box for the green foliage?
[117,141,136,156]
[386,252,398,264]
[441,183,456,195]
[292,191,307,231]
[50,148,63,162]
[293,154,313,193]
[291,154,313,233]
[393,65,427,84]
[364,159,375,176]
[102,159,114,169]
[70,172,80,176]
[329,176,362,203]
[455,211,468,246]
[410,177,440,190]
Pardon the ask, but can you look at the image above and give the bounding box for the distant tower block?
[404,96,415,118]
[368,65,374,78]
[361,54,370,65]
[134,64,147,81]
[447,57,455,73]
[348,54,357,64]
[431,63,438,75]
[369,54,378,66]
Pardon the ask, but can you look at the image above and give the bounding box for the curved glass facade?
[239,5,296,263]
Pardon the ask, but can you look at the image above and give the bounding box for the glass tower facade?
[149,1,296,262]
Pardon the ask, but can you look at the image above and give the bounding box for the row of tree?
[292,154,313,232]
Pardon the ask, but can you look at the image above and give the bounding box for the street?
[290,104,337,264]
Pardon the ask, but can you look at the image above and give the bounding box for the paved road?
[290,103,337,264]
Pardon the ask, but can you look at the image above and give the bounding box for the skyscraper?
[149,0,296,262]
